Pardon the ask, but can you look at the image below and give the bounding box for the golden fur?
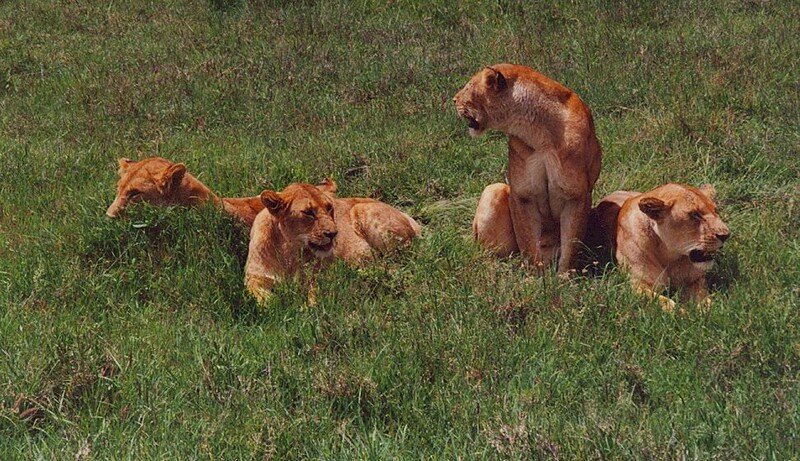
[246,181,421,303]
[314,179,422,265]
[593,184,730,310]
[455,64,602,274]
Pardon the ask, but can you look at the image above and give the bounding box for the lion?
[245,181,422,303]
[106,157,263,226]
[244,183,339,304]
[455,64,602,274]
[591,184,731,310]
[106,158,422,288]
[313,179,422,265]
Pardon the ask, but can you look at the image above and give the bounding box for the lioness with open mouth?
[592,183,731,310]
[454,63,602,274]
[244,183,339,304]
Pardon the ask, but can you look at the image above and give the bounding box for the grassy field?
[1,0,798,458]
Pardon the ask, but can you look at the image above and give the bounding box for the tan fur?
[455,64,602,273]
[594,184,730,310]
[106,157,262,226]
[245,184,338,304]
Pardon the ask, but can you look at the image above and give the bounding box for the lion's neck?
[177,174,265,226]
[502,83,564,151]
[176,174,222,207]
[273,221,316,272]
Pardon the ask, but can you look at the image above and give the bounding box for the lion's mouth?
[689,249,715,263]
[309,241,334,254]
[465,115,480,130]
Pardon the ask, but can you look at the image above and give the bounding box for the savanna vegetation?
[0,0,798,458]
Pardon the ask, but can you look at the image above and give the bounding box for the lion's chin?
[468,126,485,137]
[688,249,716,270]
[463,115,484,137]
[692,260,715,271]
[308,241,334,258]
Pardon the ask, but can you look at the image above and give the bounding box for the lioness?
[106,157,263,226]
[245,183,338,304]
[106,157,421,270]
[592,184,730,310]
[455,64,602,274]
[313,179,422,265]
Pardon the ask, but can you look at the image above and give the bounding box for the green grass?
[1,0,798,458]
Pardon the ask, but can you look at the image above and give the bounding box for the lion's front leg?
[244,272,277,306]
[243,235,282,306]
[508,191,547,271]
[633,281,677,313]
[684,277,711,310]
[557,197,590,274]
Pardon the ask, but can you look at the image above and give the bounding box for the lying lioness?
[106,157,263,226]
[454,64,602,274]
[106,157,421,301]
[591,184,731,310]
[245,181,422,303]
[313,179,421,265]
[244,183,339,304]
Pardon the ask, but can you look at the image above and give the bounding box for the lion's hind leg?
[351,202,420,254]
[473,183,518,257]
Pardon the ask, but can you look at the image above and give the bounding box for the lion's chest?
[507,141,583,217]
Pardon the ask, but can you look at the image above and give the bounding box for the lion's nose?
[324,230,337,240]
[716,231,730,243]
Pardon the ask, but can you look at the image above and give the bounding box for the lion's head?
[106,157,191,217]
[260,183,338,258]
[637,184,730,269]
[453,65,514,137]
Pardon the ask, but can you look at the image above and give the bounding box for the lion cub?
[592,184,731,310]
[455,64,602,274]
[244,183,339,304]
[106,157,263,226]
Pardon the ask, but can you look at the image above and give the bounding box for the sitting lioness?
[106,157,263,226]
[454,64,602,274]
[244,183,339,304]
[592,184,731,310]
[106,156,421,273]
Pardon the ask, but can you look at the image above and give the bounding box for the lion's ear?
[260,190,287,216]
[484,67,507,92]
[316,178,337,194]
[639,197,669,220]
[117,158,135,176]
[157,163,186,194]
[699,184,717,200]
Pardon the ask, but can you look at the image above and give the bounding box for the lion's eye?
[326,204,334,216]
[302,208,316,218]
[690,211,704,221]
